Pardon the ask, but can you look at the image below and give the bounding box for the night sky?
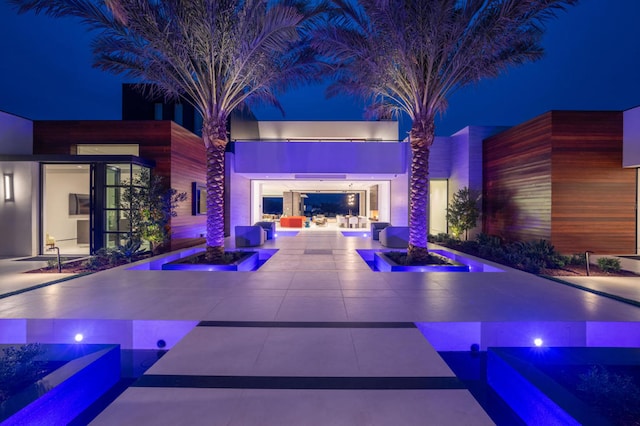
[0,0,639,137]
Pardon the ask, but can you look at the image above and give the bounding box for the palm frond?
[10,0,331,128]
[316,0,578,122]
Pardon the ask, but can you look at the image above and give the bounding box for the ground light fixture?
[533,337,543,347]
[74,333,84,343]
[3,173,14,201]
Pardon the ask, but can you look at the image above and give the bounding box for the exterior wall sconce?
[3,173,14,201]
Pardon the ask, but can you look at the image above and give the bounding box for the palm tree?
[10,0,326,261]
[315,0,577,262]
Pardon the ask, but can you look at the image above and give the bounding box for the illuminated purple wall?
[233,141,407,174]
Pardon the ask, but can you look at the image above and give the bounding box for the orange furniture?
[280,216,306,228]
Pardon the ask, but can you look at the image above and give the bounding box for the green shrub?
[577,365,640,422]
[521,257,544,274]
[475,233,503,248]
[384,251,449,266]
[597,257,621,273]
[504,251,526,267]
[110,240,143,264]
[81,242,146,271]
[0,344,45,403]
[433,232,571,274]
[45,256,73,270]
[429,233,459,245]
[82,249,109,271]
[458,240,479,253]
[568,253,586,266]
[512,240,566,269]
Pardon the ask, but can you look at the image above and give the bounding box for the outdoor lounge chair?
[379,226,409,248]
[254,221,276,240]
[370,222,391,241]
[235,225,266,247]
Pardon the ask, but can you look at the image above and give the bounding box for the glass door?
[41,164,91,255]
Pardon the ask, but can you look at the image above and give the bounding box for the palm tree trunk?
[407,117,435,263]
[203,117,228,262]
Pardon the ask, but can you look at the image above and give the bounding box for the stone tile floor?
[1,230,640,425]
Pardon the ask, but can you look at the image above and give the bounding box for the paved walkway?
[1,230,640,424]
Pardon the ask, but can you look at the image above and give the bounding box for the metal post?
[585,251,592,276]
[48,246,62,273]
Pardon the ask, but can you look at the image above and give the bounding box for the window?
[76,144,140,156]
[192,182,207,215]
[174,104,183,126]
[154,103,163,120]
[103,163,150,251]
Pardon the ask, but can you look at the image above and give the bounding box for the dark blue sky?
[0,0,639,137]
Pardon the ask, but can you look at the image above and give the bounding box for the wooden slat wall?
[33,120,207,251]
[483,112,553,242]
[483,111,636,254]
[168,122,206,250]
[550,111,635,254]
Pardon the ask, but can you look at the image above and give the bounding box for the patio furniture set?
[234,220,409,248]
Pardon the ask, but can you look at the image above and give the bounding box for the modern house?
[1,102,639,257]
[0,106,494,257]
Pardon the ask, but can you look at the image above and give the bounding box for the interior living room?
[253,180,389,232]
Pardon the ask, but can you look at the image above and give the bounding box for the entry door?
[41,164,92,255]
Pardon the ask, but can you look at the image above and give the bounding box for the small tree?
[446,187,481,240]
[120,169,187,254]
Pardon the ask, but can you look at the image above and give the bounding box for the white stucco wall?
[389,151,409,226]
[429,136,452,179]
[449,125,507,195]
[227,153,252,239]
[623,106,640,167]
[376,181,392,223]
[0,161,39,256]
[0,111,33,155]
